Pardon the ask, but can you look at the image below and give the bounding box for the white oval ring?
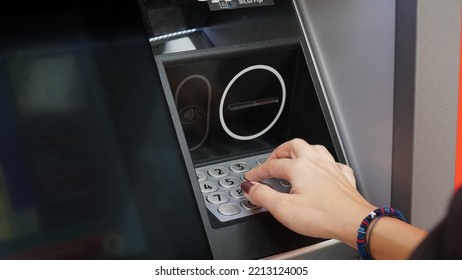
[219,65,286,141]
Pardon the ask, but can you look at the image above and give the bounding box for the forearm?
[242,139,429,259]
[367,217,428,259]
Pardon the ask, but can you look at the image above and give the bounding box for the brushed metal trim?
[263,239,357,260]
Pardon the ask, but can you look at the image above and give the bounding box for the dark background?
[0,0,212,259]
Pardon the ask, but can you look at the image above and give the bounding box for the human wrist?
[356,207,406,260]
[333,203,376,249]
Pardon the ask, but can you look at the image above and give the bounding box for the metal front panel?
[393,0,460,230]
[293,0,396,207]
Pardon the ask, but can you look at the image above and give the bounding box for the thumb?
[241,181,287,212]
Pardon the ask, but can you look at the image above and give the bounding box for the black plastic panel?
[156,38,343,258]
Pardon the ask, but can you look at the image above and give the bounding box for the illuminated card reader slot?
[156,38,345,228]
[227,97,280,111]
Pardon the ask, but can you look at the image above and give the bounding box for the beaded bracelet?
[357,207,406,260]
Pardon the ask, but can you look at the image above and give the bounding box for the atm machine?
[141,0,357,259]
[1,0,458,260]
[141,0,460,259]
[1,0,357,260]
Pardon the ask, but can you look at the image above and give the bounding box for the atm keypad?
[195,153,291,223]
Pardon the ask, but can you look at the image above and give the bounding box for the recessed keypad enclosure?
[157,39,341,226]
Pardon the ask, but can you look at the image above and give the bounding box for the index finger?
[267,138,315,161]
[268,138,335,163]
[245,157,294,182]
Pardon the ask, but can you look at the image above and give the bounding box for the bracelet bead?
[357,207,406,260]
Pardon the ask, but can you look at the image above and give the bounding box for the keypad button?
[229,188,245,199]
[200,181,218,193]
[208,166,229,177]
[230,162,250,173]
[218,203,241,216]
[263,178,290,193]
[218,176,240,188]
[206,192,229,204]
[241,199,261,210]
[196,170,207,182]
[256,156,268,165]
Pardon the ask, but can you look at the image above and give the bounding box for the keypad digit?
[230,162,250,173]
[207,192,229,204]
[200,181,218,193]
[230,188,245,199]
[241,199,261,210]
[208,166,229,177]
[219,176,239,188]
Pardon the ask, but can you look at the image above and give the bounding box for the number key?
[207,192,229,204]
[230,188,245,199]
[208,166,229,177]
[200,181,218,193]
[218,176,240,188]
[230,162,250,173]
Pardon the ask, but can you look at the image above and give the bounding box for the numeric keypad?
[195,153,291,223]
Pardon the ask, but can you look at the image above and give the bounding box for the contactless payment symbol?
[175,74,211,151]
[179,105,206,124]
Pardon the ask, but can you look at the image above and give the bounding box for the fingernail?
[241,181,254,194]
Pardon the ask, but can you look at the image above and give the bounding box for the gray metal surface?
[393,0,460,230]
[264,239,358,260]
[295,0,461,231]
[293,0,397,207]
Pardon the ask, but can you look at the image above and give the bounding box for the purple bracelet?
[357,207,406,260]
